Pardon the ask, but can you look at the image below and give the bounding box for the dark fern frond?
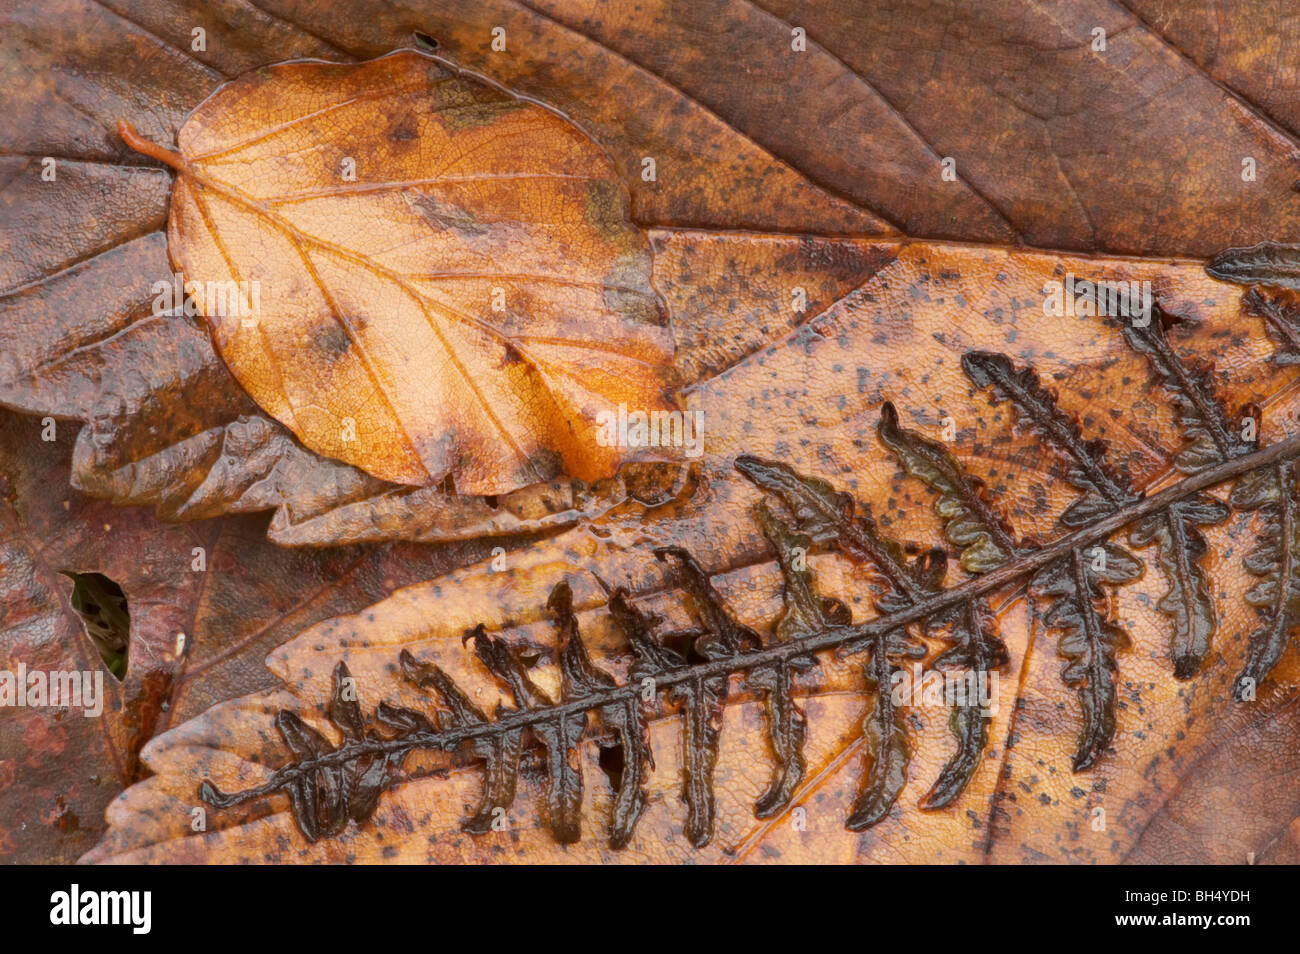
[962,349,1226,678]
[962,351,1134,525]
[608,588,683,679]
[549,582,646,846]
[959,349,1147,756]
[1242,288,1300,364]
[743,412,1016,820]
[1129,496,1229,678]
[847,634,915,831]
[401,646,524,835]
[1108,290,1290,677]
[751,505,826,817]
[737,453,932,825]
[919,598,1006,810]
[1114,303,1252,473]
[873,402,1014,808]
[1207,241,1300,291]
[202,347,1300,848]
[735,453,932,601]
[877,401,1019,573]
[654,546,762,658]
[200,662,417,843]
[653,547,759,846]
[1032,545,1142,770]
[757,501,851,641]
[1229,461,1300,699]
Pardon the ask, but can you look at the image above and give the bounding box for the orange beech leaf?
[119,51,676,494]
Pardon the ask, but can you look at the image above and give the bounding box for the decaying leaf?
[7,0,1300,867]
[81,242,1300,863]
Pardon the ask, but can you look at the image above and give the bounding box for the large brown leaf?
[7,0,1300,546]
[83,243,1300,863]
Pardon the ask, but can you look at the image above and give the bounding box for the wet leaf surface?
[4,0,1300,864]
[8,0,1300,542]
[84,246,1300,863]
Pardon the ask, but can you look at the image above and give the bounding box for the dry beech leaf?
[118,51,676,493]
[0,408,502,863]
[85,245,1300,863]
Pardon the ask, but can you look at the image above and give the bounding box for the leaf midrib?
[176,154,667,479]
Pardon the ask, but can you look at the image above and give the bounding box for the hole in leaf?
[483,494,499,509]
[61,572,129,681]
[1158,304,1184,332]
[597,742,625,792]
[660,627,709,664]
[412,30,438,50]
[515,644,545,667]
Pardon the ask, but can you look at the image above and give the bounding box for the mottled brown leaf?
[82,247,1300,863]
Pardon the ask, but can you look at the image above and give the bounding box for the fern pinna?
[203,269,1300,849]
